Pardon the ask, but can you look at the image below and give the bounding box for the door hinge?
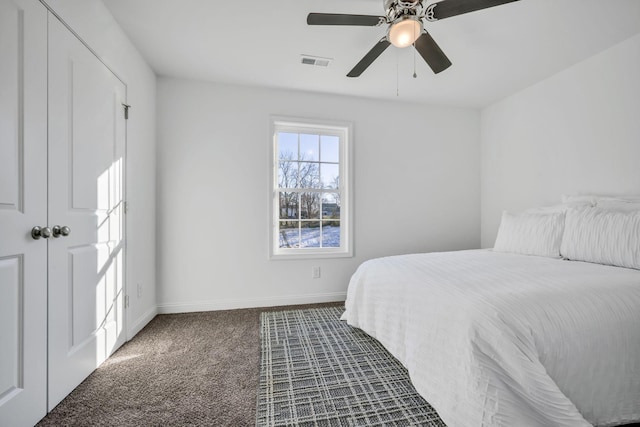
[122,103,131,120]
[124,201,129,214]
[125,295,130,308]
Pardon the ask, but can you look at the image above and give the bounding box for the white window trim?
[268,116,354,260]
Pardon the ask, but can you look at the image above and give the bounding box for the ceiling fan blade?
[347,38,391,77]
[307,13,384,26]
[426,0,519,21]
[414,32,452,74]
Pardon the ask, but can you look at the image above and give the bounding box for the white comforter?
[342,250,640,427]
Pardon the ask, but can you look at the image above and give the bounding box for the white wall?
[42,0,157,336]
[480,33,640,247]
[157,78,480,312]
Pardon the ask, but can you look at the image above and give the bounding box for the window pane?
[300,222,321,248]
[322,221,340,247]
[300,134,319,161]
[322,193,340,220]
[300,192,320,219]
[279,192,298,219]
[321,135,339,163]
[278,161,298,188]
[320,163,339,189]
[279,221,299,248]
[298,162,320,189]
[278,133,298,159]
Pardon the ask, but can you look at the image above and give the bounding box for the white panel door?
[0,0,48,426]
[47,14,127,410]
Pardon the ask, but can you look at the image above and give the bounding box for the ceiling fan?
[307,0,520,77]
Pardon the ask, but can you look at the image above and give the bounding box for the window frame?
[269,116,353,260]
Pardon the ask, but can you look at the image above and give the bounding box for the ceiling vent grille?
[300,55,332,67]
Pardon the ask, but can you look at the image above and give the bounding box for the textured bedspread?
[342,250,640,427]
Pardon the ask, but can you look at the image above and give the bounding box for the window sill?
[270,249,353,260]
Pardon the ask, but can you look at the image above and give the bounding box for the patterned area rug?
[256,306,446,426]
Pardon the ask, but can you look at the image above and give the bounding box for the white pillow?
[494,211,566,258]
[560,207,640,270]
[562,194,640,211]
[527,201,591,214]
[526,197,594,214]
[595,197,640,212]
[561,194,597,205]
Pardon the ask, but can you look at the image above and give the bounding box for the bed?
[342,201,640,427]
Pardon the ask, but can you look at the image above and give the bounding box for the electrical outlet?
[312,266,321,279]
[137,282,142,298]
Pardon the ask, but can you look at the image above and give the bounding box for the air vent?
[300,55,333,67]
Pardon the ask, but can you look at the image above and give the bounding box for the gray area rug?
[256,307,446,426]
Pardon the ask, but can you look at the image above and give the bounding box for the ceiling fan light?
[388,18,422,48]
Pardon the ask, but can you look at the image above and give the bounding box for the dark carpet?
[37,303,340,427]
[256,307,445,426]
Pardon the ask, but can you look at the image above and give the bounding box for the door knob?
[52,225,71,238]
[31,226,52,240]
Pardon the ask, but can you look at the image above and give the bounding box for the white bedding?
[342,250,640,427]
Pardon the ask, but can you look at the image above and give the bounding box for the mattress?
[342,249,640,427]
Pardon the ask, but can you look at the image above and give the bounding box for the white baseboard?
[156,292,347,314]
[127,306,158,339]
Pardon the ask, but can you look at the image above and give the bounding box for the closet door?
[0,0,48,426]
[47,14,127,410]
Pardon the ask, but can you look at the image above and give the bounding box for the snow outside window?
[270,117,353,259]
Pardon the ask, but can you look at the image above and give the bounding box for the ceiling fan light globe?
[388,18,422,48]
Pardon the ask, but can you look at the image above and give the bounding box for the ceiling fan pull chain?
[396,48,400,96]
[413,20,418,78]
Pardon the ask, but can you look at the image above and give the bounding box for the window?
[270,117,352,259]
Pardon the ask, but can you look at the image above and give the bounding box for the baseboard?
[156,292,347,314]
[127,305,158,339]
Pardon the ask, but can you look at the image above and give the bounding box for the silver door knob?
[52,225,71,238]
[31,226,52,240]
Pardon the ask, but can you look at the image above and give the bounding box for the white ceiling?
[103,0,640,108]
